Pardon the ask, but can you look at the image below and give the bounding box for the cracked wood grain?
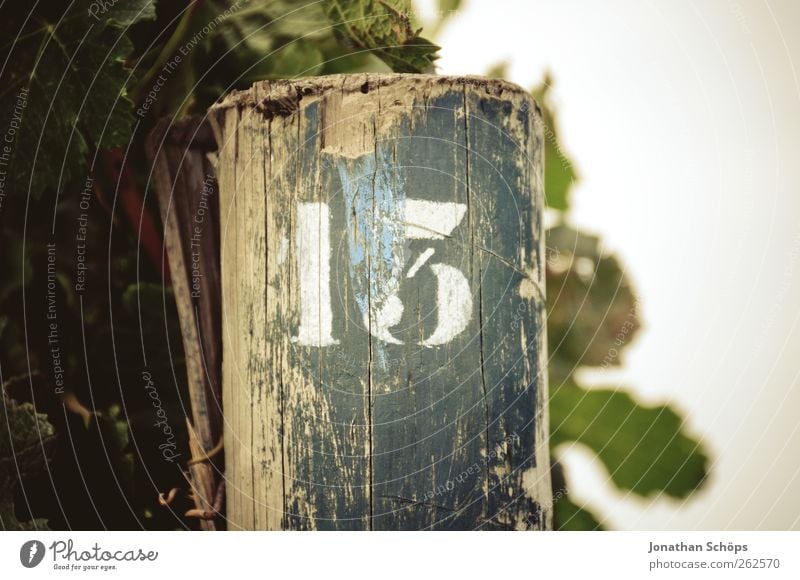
[209,74,550,530]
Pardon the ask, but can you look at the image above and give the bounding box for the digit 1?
[292,202,339,346]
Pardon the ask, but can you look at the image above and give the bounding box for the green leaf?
[546,224,640,375]
[550,459,605,530]
[141,0,397,114]
[0,394,55,530]
[550,384,709,498]
[554,495,605,531]
[531,74,578,211]
[0,1,155,197]
[323,0,439,72]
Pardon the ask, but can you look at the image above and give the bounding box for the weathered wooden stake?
[209,74,551,530]
[147,118,223,530]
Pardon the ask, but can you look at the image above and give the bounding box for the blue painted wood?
[211,74,550,530]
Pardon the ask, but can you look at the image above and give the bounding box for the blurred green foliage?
[0,392,54,530]
[0,0,157,196]
[322,0,439,72]
[501,65,708,529]
[531,75,578,211]
[0,0,708,530]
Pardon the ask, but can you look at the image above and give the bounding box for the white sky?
[421,0,800,530]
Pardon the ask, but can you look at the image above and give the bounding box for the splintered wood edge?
[207,74,543,177]
[208,74,541,116]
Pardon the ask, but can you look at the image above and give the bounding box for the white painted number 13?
[293,201,472,347]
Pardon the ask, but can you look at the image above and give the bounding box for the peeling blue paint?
[336,147,407,365]
[336,148,407,312]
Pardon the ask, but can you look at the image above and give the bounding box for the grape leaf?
[323,0,439,72]
[550,384,709,498]
[183,0,383,114]
[0,1,156,197]
[546,224,640,376]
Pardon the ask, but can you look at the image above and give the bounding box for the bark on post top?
[210,73,550,530]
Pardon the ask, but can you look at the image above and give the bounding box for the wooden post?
[146,118,223,529]
[209,74,551,530]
